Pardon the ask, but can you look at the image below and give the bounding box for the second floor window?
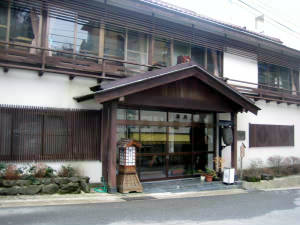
[104,26,125,60]
[153,38,171,67]
[48,18,75,57]
[258,62,293,91]
[0,2,8,41]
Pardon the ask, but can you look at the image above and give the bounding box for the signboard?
[240,143,246,158]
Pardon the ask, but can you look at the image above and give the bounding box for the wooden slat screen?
[249,124,294,147]
[0,105,101,162]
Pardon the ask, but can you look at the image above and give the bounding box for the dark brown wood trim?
[231,112,237,170]
[95,68,197,103]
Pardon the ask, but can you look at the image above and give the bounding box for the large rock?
[16,180,32,186]
[80,181,90,193]
[54,177,70,185]
[69,177,80,183]
[42,184,59,194]
[38,178,53,185]
[261,174,274,181]
[80,176,90,184]
[59,182,80,194]
[19,185,42,195]
[2,180,17,187]
[0,186,20,195]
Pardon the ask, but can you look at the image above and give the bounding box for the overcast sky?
[162,0,300,50]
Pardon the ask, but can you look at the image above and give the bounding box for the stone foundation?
[242,175,300,190]
[0,177,90,195]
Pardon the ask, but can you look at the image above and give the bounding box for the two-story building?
[0,0,299,192]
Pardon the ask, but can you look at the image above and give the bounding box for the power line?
[254,0,299,28]
[237,0,300,38]
[253,0,299,29]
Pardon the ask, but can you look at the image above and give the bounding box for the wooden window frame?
[249,123,294,148]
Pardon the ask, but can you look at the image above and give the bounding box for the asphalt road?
[1,189,300,225]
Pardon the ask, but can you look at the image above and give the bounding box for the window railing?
[225,78,300,105]
[0,40,160,80]
[0,1,224,79]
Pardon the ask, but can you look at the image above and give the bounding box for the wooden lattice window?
[249,124,294,147]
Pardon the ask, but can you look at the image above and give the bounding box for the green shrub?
[0,163,6,178]
[58,165,76,177]
[244,176,261,182]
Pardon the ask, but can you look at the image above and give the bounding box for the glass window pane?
[137,155,166,180]
[104,26,125,59]
[139,126,166,153]
[193,113,213,124]
[153,38,170,67]
[48,17,75,57]
[173,41,190,65]
[117,108,126,120]
[193,153,214,173]
[193,125,214,152]
[191,46,205,67]
[207,49,222,76]
[126,109,139,120]
[76,22,99,56]
[168,127,192,153]
[10,7,40,48]
[0,2,8,41]
[117,108,139,120]
[126,30,148,74]
[140,110,167,122]
[168,112,192,122]
[168,155,193,177]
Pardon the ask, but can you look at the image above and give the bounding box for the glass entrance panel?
[193,153,214,174]
[116,108,215,180]
[168,154,193,177]
[139,126,166,153]
[168,127,192,153]
[137,155,166,180]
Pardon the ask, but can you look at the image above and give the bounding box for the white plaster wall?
[223,51,258,88]
[237,101,300,169]
[14,161,102,183]
[0,68,101,110]
[0,68,103,182]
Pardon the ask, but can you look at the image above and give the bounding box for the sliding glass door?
[117,108,215,181]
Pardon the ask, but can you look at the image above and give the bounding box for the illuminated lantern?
[117,139,143,193]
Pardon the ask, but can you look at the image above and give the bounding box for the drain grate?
[122,196,157,201]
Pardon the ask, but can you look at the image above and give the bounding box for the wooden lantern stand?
[117,139,143,193]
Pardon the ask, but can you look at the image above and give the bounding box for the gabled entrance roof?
[95,61,260,115]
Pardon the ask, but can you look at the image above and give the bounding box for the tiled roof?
[139,0,282,44]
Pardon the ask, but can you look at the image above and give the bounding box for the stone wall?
[0,177,90,195]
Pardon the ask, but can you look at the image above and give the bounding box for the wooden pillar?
[231,112,238,170]
[106,101,118,192]
[101,103,109,184]
[213,113,218,171]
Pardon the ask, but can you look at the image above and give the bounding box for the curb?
[0,189,247,208]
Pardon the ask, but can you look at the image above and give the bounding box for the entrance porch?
[94,61,259,192]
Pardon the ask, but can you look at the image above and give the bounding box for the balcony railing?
[0,40,160,81]
[226,78,300,105]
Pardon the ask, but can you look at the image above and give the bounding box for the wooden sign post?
[117,139,143,193]
[240,143,246,179]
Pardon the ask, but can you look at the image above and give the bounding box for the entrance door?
[117,108,215,181]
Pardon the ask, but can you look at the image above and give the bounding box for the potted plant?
[205,168,216,182]
[198,169,206,182]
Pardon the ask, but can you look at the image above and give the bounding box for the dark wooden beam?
[95,69,197,103]
[106,101,118,193]
[231,112,238,170]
